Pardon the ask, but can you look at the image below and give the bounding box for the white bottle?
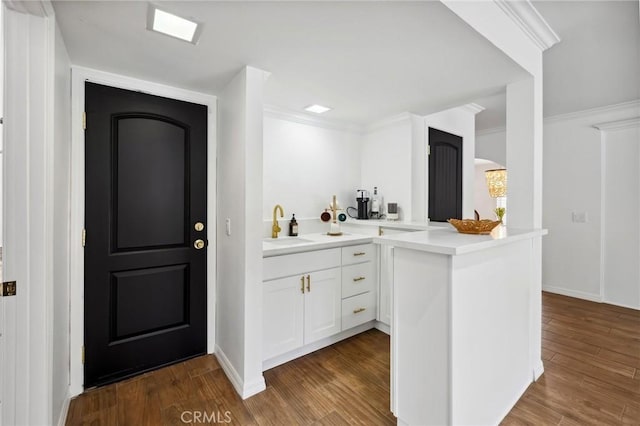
[371,187,381,219]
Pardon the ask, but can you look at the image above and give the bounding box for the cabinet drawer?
[342,262,374,298]
[341,291,377,331]
[264,248,341,281]
[341,243,374,265]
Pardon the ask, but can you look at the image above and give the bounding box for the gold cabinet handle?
[306,275,311,292]
[353,307,366,314]
[300,276,305,294]
[353,276,366,282]
[353,252,366,256]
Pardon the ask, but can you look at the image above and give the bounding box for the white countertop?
[263,232,373,257]
[343,218,431,231]
[374,225,548,255]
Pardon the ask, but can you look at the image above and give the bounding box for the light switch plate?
[572,211,588,223]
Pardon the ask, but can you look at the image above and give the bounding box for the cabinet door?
[304,267,342,344]
[263,276,304,360]
[378,245,393,326]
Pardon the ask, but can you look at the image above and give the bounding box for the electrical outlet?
[225,218,231,236]
[572,211,588,223]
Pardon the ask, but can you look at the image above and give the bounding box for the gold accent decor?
[272,204,284,238]
[300,276,305,293]
[353,252,366,256]
[353,277,366,282]
[353,307,366,314]
[306,275,311,292]
[485,168,507,198]
[448,219,501,235]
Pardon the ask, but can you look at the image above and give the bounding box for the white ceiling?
[53,1,528,126]
[476,0,640,131]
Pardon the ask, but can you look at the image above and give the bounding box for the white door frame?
[69,66,217,396]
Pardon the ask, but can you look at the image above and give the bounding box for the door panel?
[263,276,304,360]
[84,82,207,387]
[114,115,188,250]
[304,267,342,344]
[428,127,463,222]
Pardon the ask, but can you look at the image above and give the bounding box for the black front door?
[428,127,463,222]
[84,82,208,387]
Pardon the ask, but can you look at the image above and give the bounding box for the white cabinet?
[340,243,377,331]
[263,242,378,364]
[263,249,342,361]
[263,275,304,360]
[303,268,342,344]
[377,227,416,328]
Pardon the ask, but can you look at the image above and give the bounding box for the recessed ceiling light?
[304,104,332,114]
[147,5,202,44]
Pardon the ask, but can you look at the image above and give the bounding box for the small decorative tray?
[448,219,501,235]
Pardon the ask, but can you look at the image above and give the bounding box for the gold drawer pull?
[353,307,366,314]
[353,276,366,282]
[353,252,366,256]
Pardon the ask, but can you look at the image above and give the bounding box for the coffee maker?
[356,189,370,220]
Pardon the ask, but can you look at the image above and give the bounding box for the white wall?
[217,66,266,398]
[602,123,640,309]
[361,115,414,220]
[476,129,506,166]
[482,102,640,305]
[424,106,479,220]
[263,114,361,222]
[52,22,71,425]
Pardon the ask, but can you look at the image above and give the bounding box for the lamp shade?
[485,168,507,198]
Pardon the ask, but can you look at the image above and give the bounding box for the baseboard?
[215,345,266,400]
[533,359,545,381]
[542,285,602,303]
[374,321,390,335]
[496,377,534,425]
[602,299,640,311]
[262,321,376,371]
[57,394,71,426]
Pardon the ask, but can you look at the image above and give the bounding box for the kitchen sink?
[264,238,313,246]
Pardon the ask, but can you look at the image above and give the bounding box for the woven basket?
[448,219,501,235]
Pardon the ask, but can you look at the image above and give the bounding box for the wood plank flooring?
[502,292,640,425]
[66,329,394,425]
[67,292,640,425]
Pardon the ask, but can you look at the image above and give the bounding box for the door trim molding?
[69,66,217,397]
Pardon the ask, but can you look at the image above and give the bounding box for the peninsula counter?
[375,226,547,425]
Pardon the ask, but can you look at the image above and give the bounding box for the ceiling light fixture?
[304,104,332,114]
[147,5,202,44]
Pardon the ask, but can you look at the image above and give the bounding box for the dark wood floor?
[68,292,640,425]
[502,292,640,425]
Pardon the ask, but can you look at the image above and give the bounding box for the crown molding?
[263,105,363,134]
[545,99,640,124]
[476,126,506,136]
[593,117,640,131]
[460,103,486,115]
[494,0,561,51]
[364,112,414,134]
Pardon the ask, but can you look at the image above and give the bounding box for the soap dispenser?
[289,214,298,236]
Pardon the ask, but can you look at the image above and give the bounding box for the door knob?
[194,222,205,232]
[194,239,205,250]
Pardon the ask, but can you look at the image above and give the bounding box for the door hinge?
[1,281,17,297]
[82,112,86,130]
[427,145,431,156]
[82,346,85,364]
[82,228,87,247]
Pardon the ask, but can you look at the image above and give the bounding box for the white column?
[506,74,544,380]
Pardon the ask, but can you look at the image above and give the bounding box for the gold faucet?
[272,204,284,238]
